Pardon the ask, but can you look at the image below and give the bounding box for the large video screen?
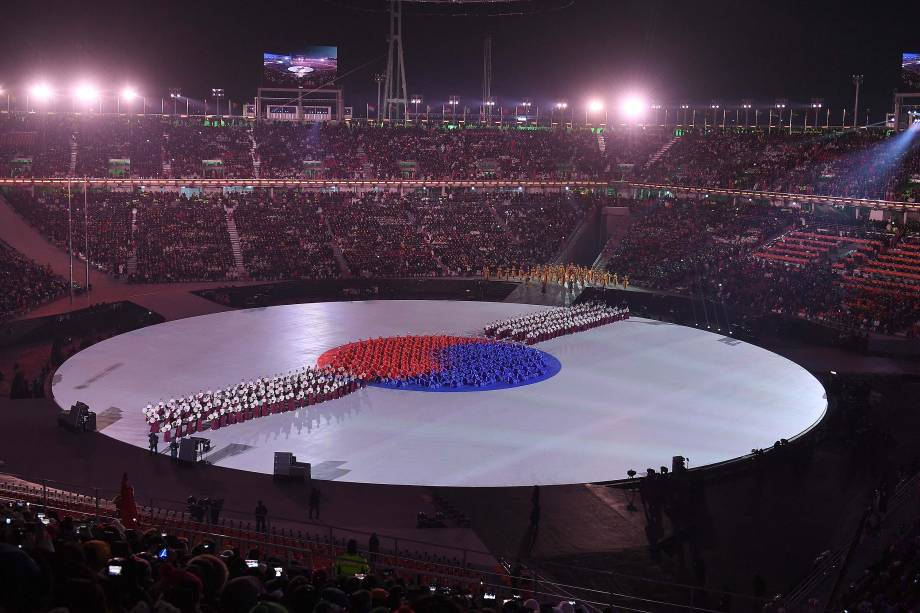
[903,53,920,91]
[263,46,338,89]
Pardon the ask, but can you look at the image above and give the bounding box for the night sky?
[0,0,916,120]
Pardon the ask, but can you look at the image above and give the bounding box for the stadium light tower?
[374,73,385,121]
[0,86,8,114]
[851,75,863,129]
[741,100,752,129]
[709,102,720,129]
[553,101,568,127]
[771,99,787,133]
[586,99,605,125]
[810,98,823,130]
[448,95,460,122]
[169,88,181,115]
[519,98,532,123]
[73,82,100,113]
[483,97,496,123]
[410,94,423,121]
[119,86,139,115]
[29,82,53,111]
[621,95,647,123]
[211,88,225,116]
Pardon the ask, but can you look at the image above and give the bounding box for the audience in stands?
[0,239,67,322]
[3,116,920,199]
[0,490,575,613]
[5,189,133,275]
[165,118,253,179]
[232,193,340,280]
[133,194,235,283]
[603,198,920,336]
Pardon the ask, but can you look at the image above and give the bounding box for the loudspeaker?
[178,438,199,463]
[672,456,686,473]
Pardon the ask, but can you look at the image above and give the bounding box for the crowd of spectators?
[495,194,591,264]
[602,198,920,335]
[0,238,68,322]
[0,114,74,178]
[74,116,165,179]
[0,491,590,613]
[254,123,362,179]
[2,188,593,283]
[835,509,920,612]
[768,130,912,198]
[133,194,235,283]
[4,115,920,198]
[357,125,609,180]
[410,191,594,276]
[604,198,791,292]
[232,193,340,280]
[325,193,440,278]
[165,119,253,179]
[3,188,134,275]
[412,192,515,276]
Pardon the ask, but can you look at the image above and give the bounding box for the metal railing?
[0,473,493,570]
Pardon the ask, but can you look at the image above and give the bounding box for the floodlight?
[587,99,604,113]
[121,86,139,100]
[74,83,99,102]
[620,95,646,118]
[30,82,53,101]
[555,102,568,110]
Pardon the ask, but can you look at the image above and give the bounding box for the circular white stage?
[52,301,827,487]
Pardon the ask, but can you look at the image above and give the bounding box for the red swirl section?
[317,335,488,380]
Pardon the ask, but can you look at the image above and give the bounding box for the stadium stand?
[0,238,68,322]
[132,194,236,283]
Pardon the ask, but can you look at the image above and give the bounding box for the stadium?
[1,1,920,612]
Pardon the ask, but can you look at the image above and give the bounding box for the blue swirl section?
[371,341,561,393]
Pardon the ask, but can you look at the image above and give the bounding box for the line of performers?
[483,264,629,291]
[484,302,629,345]
[142,366,362,440]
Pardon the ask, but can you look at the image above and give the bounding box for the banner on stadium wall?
[108,159,131,177]
[202,159,225,177]
[10,157,33,165]
[267,105,298,121]
[303,160,322,178]
[399,160,418,179]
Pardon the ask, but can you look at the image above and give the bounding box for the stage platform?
[52,301,827,487]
